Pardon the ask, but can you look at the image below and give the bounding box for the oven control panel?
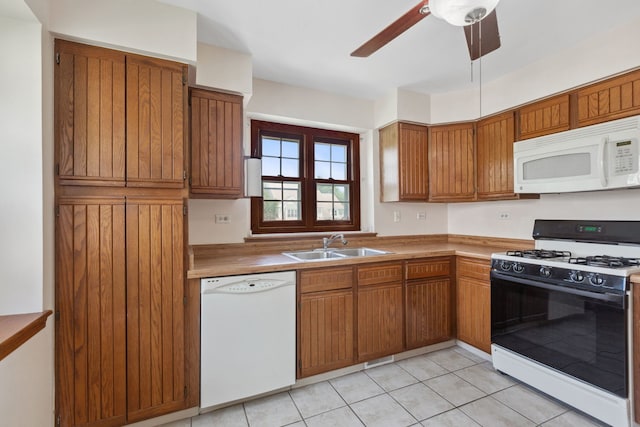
[491,258,628,294]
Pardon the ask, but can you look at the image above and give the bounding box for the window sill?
[0,311,52,362]
[244,231,377,243]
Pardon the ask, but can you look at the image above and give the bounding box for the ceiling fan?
[351,0,501,60]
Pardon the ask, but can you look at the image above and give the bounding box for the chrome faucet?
[322,233,348,250]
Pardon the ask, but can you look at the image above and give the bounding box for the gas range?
[491,220,640,294]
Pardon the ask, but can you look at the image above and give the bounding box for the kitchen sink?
[282,247,390,262]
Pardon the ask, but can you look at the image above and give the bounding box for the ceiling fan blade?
[351,1,429,57]
[463,10,500,61]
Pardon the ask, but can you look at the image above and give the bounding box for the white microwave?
[514,115,640,193]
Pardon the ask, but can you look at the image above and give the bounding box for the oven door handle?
[490,271,625,304]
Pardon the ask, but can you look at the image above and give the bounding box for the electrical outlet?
[393,211,401,223]
[498,212,511,220]
[215,214,231,224]
[417,212,427,220]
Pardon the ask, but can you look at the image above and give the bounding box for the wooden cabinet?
[428,123,475,202]
[55,40,190,427]
[517,94,570,140]
[576,69,640,128]
[456,257,491,353]
[125,198,186,422]
[56,197,127,427]
[55,40,187,189]
[405,258,452,349]
[357,263,404,361]
[126,55,187,188]
[55,40,126,187]
[190,89,244,198]
[298,267,355,378]
[379,122,429,201]
[476,112,517,200]
[634,281,640,424]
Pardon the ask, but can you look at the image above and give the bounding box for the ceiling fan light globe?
[429,0,500,26]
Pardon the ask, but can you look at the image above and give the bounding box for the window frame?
[250,120,360,234]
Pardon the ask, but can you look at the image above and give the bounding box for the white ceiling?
[160,0,640,100]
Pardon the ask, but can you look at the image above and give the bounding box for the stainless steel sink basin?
[332,247,389,257]
[282,247,390,262]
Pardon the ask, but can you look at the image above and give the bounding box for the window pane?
[333,184,349,202]
[262,137,281,157]
[281,139,300,158]
[282,182,301,201]
[283,201,301,220]
[316,184,350,221]
[262,181,283,200]
[262,157,280,177]
[331,144,347,162]
[331,162,347,180]
[315,142,331,161]
[316,202,333,221]
[263,201,282,221]
[314,161,331,179]
[281,158,299,178]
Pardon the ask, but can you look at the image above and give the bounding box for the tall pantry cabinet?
[54,40,190,427]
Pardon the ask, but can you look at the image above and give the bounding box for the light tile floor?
[161,346,609,427]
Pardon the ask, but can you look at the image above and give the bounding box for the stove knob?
[589,273,604,286]
[512,263,525,273]
[500,261,512,271]
[570,271,584,282]
[539,266,552,278]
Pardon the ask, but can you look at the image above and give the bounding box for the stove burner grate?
[569,255,640,268]
[506,249,572,259]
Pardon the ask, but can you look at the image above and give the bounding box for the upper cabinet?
[517,94,570,140]
[55,40,187,189]
[189,89,244,198]
[576,69,640,128]
[126,55,187,188]
[476,112,516,200]
[56,40,126,187]
[379,122,429,201]
[428,123,475,202]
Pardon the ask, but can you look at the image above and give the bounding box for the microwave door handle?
[600,137,608,187]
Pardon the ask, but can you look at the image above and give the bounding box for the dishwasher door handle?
[202,278,294,295]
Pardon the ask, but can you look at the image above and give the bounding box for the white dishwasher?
[200,270,296,409]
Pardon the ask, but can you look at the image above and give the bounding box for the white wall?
[48,0,197,63]
[0,12,43,314]
[195,43,253,97]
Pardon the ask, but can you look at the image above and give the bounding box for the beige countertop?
[188,242,506,279]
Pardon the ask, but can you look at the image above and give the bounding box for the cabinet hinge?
[55,310,60,321]
[55,205,60,217]
[184,386,188,398]
[183,206,187,216]
[183,296,187,305]
[182,74,187,86]
[55,163,60,175]
[55,52,60,65]
[183,170,187,181]
[298,360,301,370]
[56,414,61,426]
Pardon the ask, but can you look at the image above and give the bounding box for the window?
[250,120,360,234]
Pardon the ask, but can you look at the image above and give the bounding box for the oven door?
[490,270,628,397]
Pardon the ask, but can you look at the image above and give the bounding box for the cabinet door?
[126,55,186,188]
[190,89,244,198]
[517,94,570,140]
[428,123,475,201]
[457,277,491,353]
[357,282,404,361]
[476,112,517,200]
[56,197,127,427]
[577,69,640,127]
[55,40,126,187]
[299,289,354,377]
[126,198,186,422]
[406,278,451,349]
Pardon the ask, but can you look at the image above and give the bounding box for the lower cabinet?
[633,281,640,424]
[56,197,188,427]
[357,262,404,361]
[456,257,491,353]
[298,267,355,378]
[405,257,453,349]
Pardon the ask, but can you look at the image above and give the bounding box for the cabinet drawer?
[300,267,354,293]
[357,262,403,286]
[457,257,490,282]
[406,257,451,280]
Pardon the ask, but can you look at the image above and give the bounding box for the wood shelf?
[0,311,52,362]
